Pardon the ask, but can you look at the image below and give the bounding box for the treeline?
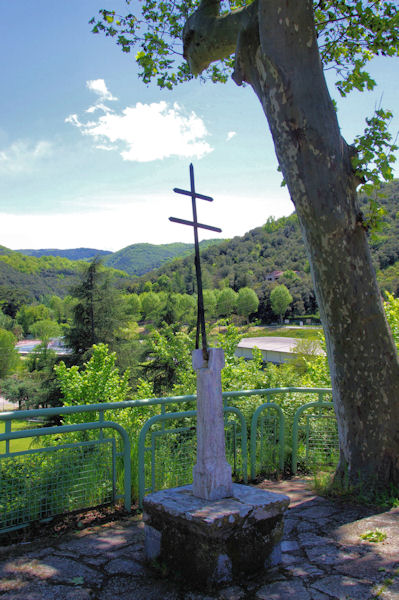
[2,181,399,324]
[0,247,134,310]
[130,180,399,318]
[129,214,318,322]
[103,239,222,276]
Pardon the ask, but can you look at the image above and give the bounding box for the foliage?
[384,291,399,351]
[237,287,259,322]
[142,325,196,396]
[65,258,127,363]
[0,345,62,413]
[55,344,130,416]
[217,287,238,318]
[103,240,222,276]
[16,304,52,336]
[352,109,398,191]
[301,334,332,387]
[141,291,161,321]
[90,1,398,92]
[270,285,293,322]
[360,529,387,543]
[0,329,19,378]
[90,1,398,190]
[0,285,32,318]
[30,319,62,342]
[125,293,142,320]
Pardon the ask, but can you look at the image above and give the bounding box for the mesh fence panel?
[151,426,197,491]
[306,414,339,467]
[254,412,279,475]
[143,415,245,494]
[0,440,114,533]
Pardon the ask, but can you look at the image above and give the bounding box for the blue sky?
[0,1,398,251]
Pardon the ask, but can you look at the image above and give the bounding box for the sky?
[0,1,398,252]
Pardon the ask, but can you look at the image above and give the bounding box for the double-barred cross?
[169,164,221,361]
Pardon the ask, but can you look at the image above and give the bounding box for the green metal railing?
[137,405,248,507]
[0,387,334,534]
[292,395,337,474]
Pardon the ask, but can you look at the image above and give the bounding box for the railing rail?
[0,387,334,534]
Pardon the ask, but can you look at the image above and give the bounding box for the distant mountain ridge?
[0,247,130,302]
[102,240,222,276]
[5,181,399,305]
[16,240,224,277]
[17,248,112,261]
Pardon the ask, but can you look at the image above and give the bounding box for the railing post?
[5,421,10,456]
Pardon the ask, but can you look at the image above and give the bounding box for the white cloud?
[0,140,52,175]
[226,131,236,141]
[86,79,117,101]
[67,81,213,162]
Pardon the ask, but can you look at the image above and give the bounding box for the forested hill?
[3,181,398,312]
[0,248,132,306]
[17,248,112,261]
[16,240,223,277]
[102,240,222,276]
[136,180,399,296]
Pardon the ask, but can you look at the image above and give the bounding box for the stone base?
[143,483,290,590]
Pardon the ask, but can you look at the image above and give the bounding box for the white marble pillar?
[192,348,233,500]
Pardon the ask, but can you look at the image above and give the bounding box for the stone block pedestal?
[143,483,290,590]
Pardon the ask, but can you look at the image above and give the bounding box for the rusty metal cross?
[169,163,221,361]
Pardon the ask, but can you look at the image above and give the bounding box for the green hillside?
[17,248,112,261]
[133,181,399,319]
[2,181,398,317]
[0,247,131,302]
[103,239,223,276]
[15,240,224,277]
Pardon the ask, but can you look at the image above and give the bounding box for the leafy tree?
[16,304,52,336]
[125,293,142,321]
[237,287,259,322]
[176,293,196,325]
[65,258,125,363]
[140,291,161,321]
[203,288,217,319]
[141,325,195,396]
[55,344,130,409]
[46,295,66,323]
[0,329,19,378]
[156,274,172,292]
[0,286,32,318]
[1,373,38,410]
[217,287,238,318]
[159,293,179,325]
[30,319,62,342]
[92,1,399,490]
[270,285,293,324]
[0,312,13,332]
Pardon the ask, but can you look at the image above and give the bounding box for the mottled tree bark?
[184,0,399,489]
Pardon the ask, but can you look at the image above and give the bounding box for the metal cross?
[169,163,221,361]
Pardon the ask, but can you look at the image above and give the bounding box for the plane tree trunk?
[184,0,399,490]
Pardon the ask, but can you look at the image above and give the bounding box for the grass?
[0,420,38,453]
[312,469,399,509]
[241,326,321,340]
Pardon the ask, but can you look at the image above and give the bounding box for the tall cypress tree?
[66,258,123,364]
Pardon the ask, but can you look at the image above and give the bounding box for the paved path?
[0,479,398,599]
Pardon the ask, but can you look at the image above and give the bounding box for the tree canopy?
[91,0,398,187]
[91,0,399,492]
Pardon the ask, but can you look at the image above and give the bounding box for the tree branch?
[183,0,257,75]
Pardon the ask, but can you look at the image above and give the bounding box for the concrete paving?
[0,478,398,599]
